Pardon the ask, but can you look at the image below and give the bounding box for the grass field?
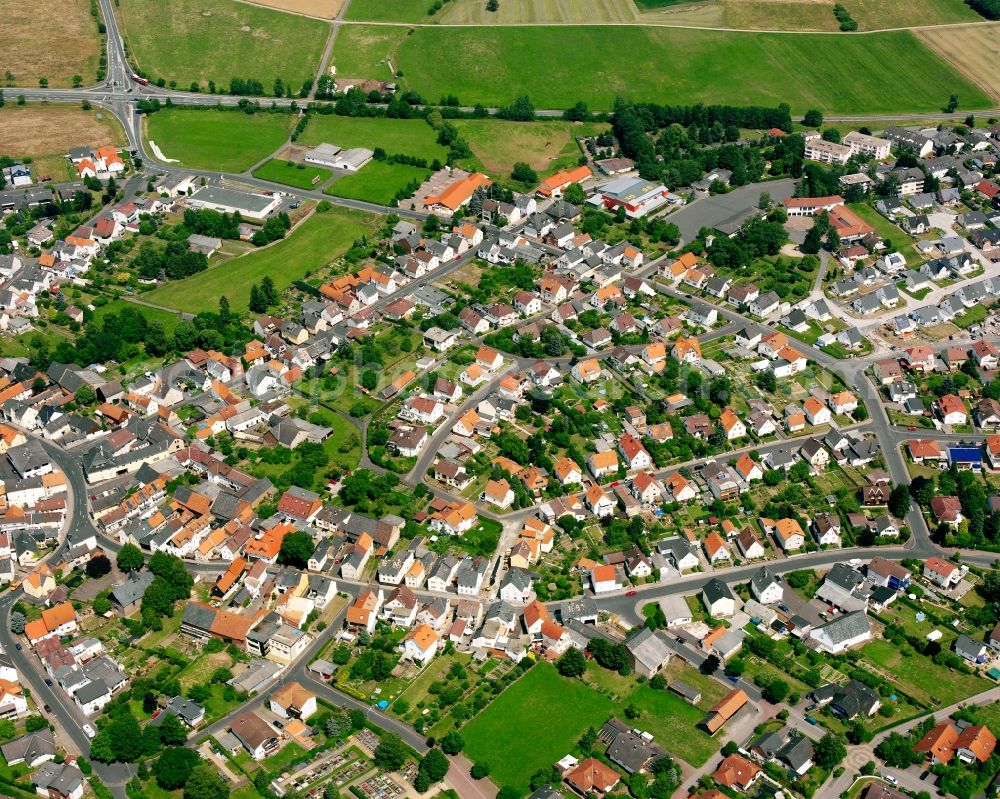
[918,23,1000,101]
[452,118,607,175]
[0,0,101,87]
[118,0,329,91]
[253,158,332,189]
[438,0,638,23]
[628,685,719,766]
[724,0,838,30]
[862,639,989,707]
[325,161,430,205]
[300,115,447,162]
[0,106,124,181]
[333,25,992,113]
[463,663,612,793]
[145,109,294,172]
[344,0,432,21]
[724,0,980,30]
[145,207,373,312]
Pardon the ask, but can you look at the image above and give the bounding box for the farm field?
[145,109,294,172]
[343,0,430,21]
[862,639,990,707]
[917,23,1000,101]
[724,0,980,30]
[325,161,430,205]
[144,207,373,312]
[300,115,448,162]
[437,0,638,23]
[462,663,613,794]
[723,0,838,30]
[117,0,329,92]
[452,118,608,175]
[333,25,992,113]
[0,106,125,181]
[0,0,101,87]
[253,159,333,189]
[244,0,344,17]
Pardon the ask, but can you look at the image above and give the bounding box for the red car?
[908,426,917,431]
[626,590,637,597]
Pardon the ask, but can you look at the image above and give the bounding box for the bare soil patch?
[0,0,101,87]
[0,105,125,159]
[235,0,344,19]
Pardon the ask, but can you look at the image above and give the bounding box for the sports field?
[333,25,992,113]
[918,23,1000,100]
[299,115,448,162]
[325,161,430,205]
[462,663,613,794]
[253,159,333,189]
[452,118,607,175]
[0,0,101,87]
[144,207,373,312]
[117,0,329,91]
[146,109,294,172]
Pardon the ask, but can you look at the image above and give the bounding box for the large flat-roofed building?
[303,143,343,168]
[332,147,374,171]
[595,177,670,218]
[187,186,281,222]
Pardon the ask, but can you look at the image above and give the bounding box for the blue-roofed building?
[948,447,983,470]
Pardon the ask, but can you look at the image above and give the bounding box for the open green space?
[848,203,915,256]
[326,161,431,205]
[862,639,989,707]
[300,115,447,162]
[253,159,333,189]
[452,118,607,175]
[92,300,183,334]
[627,685,719,767]
[146,109,294,172]
[344,0,429,22]
[462,663,613,793]
[144,207,373,312]
[333,25,991,113]
[118,0,328,91]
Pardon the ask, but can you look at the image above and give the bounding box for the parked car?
[14,643,20,651]
[83,724,97,739]
[883,774,898,786]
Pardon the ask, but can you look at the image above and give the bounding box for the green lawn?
[326,161,430,205]
[451,118,607,175]
[253,159,332,189]
[848,203,914,253]
[263,742,308,773]
[627,685,720,767]
[862,639,989,707]
[146,109,294,172]
[463,663,613,793]
[300,115,447,162]
[118,0,328,91]
[333,25,991,113]
[145,207,373,312]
